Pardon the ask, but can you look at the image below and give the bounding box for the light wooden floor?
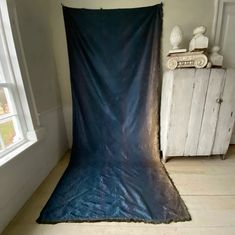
[2,146,235,235]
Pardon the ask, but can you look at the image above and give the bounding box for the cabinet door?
[166,69,195,156]
[197,69,226,155]
[184,69,211,156]
[212,69,235,155]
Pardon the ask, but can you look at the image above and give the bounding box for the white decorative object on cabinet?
[210,46,224,67]
[166,51,208,70]
[160,68,235,163]
[169,25,186,54]
[170,25,183,50]
[189,26,209,52]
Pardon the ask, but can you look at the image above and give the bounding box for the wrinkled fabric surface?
[37,4,191,224]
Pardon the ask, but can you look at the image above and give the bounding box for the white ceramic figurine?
[169,25,187,54]
[210,46,223,67]
[189,26,209,52]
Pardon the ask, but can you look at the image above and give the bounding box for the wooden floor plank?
[3,147,235,235]
[170,174,235,195]
[4,223,235,235]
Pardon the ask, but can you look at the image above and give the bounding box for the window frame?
[0,0,40,163]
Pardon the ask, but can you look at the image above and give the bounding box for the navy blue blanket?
[37,4,191,224]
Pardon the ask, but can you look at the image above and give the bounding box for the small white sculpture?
[169,25,187,54]
[170,26,182,50]
[189,26,209,52]
[210,46,223,67]
[167,51,208,70]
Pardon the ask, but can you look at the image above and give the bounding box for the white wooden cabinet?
[160,68,235,162]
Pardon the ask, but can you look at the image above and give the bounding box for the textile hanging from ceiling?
[37,4,191,224]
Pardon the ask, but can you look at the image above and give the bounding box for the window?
[0,0,37,160]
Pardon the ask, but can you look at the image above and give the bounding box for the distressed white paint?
[184,69,211,156]
[164,69,195,158]
[160,70,173,156]
[161,69,235,162]
[213,69,235,154]
[197,69,225,155]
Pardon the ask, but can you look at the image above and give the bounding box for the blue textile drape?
[37,4,191,224]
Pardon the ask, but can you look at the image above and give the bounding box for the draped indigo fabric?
[37,4,191,224]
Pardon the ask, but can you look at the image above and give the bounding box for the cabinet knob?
[216,98,223,104]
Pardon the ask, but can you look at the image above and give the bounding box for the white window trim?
[0,0,44,166]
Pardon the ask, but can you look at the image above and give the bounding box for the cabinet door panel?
[160,71,174,155]
[213,69,235,155]
[166,69,195,156]
[184,69,211,156]
[197,69,226,155]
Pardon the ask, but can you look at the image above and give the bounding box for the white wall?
[0,0,69,233]
[162,0,215,67]
[10,0,62,113]
[48,0,216,146]
[0,108,68,233]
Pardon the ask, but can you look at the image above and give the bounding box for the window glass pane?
[0,87,11,115]
[0,118,21,150]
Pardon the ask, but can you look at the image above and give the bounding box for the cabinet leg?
[220,154,226,160]
[162,156,168,164]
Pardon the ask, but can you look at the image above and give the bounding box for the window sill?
[0,127,45,167]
